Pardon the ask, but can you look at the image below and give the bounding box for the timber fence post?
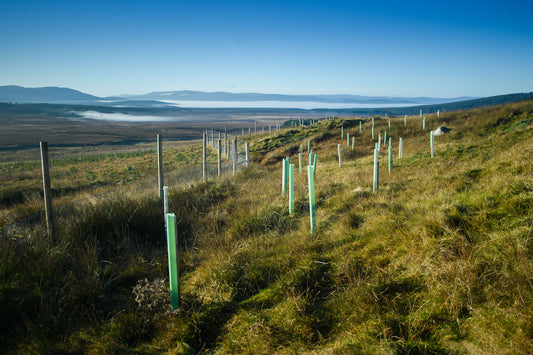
[157,134,164,197]
[40,141,54,238]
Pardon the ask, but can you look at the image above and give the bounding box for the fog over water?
[75,111,179,122]
[76,98,416,122]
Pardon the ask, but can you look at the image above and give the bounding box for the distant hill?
[0,85,477,106]
[0,85,100,103]
[325,92,533,116]
[121,90,475,105]
[0,85,530,112]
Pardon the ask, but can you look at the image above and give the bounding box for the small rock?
[433,126,451,136]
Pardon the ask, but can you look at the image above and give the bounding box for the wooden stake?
[217,139,221,177]
[157,134,164,197]
[202,133,207,182]
[40,141,54,238]
[232,139,237,175]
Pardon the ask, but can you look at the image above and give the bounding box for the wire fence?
[0,135,250,236]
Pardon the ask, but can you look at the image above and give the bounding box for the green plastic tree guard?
[373,148,379,193]
[165,213,179,310]
[388,138,392,174]
[308,165,316,234]
[282,158,287,195]
[338,144,342,167]
[289,163,294,215]
[430,130,435,158]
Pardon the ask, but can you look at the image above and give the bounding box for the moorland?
[0,97,532,353]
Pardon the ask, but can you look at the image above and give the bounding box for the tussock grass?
[1,99,532,353]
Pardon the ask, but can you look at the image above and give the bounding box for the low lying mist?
[75,111,177,122]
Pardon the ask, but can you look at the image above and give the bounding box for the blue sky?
[1,0,532,97]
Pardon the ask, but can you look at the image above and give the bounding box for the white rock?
[433,126,451,136]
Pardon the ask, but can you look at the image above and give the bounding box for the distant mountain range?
[0,85,477,107]
[120,90,476,105]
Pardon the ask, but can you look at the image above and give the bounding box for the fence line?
[1,130,252,235]
[4,114,424,236]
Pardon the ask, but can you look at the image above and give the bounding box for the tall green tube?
[347,133,350,147]
[282,158,287,195]
[423,116,426,130]
[404,115,407,126]
[430,131,435,158]
[285,157,290,189]
[373,148,379,193]
[352,136,355,150]
[359,121,362,132]
[289,164,294,215]
[372,118,375,140]
[341,126,344,139]
[338,144,342,167]
[388,138,392,174]
[166,213,179,310]
[308,165,316,234]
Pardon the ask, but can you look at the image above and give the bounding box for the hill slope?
[0,85,101,103]
[0,99,532,353]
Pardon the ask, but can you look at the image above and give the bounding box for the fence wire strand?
[1,136,249,235]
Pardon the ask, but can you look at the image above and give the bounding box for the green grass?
[0,99,532,353]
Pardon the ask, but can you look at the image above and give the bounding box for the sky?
[1,0,532,98]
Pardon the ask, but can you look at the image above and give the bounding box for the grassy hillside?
[326,92,533,116]
[0,99,532,353]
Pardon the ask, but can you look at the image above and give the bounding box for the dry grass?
[0,99,532,353]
